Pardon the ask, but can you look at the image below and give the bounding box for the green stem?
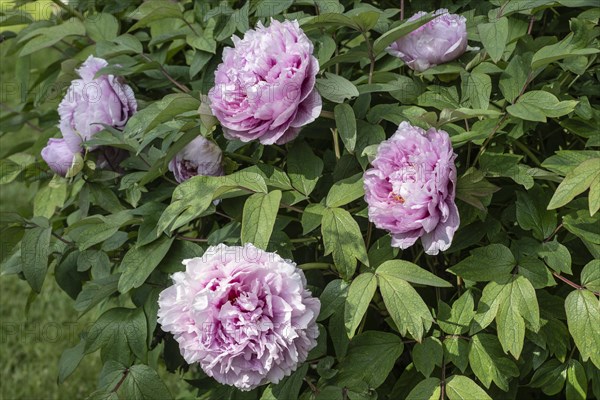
[298,263,332,270]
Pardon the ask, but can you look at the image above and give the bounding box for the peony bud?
[168,136,224,183]
[40,138,81,177]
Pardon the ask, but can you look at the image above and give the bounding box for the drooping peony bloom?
[157,244,320,391]
[58,55,137,152]
[364,122,459,255]
[168,136,224,183]
[387,9,468,72]
[40,138,80,177]
[208,19,322,145]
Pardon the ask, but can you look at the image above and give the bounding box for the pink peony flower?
[208,19,322,145]
[387,9,468,72]
[58,55,137,152]
[364,122,459,255]
[168,136,224,183]
[157,244,320,391]
[40,138,80,177]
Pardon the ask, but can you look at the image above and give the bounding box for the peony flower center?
[391,193,405,204]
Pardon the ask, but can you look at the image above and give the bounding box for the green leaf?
[563,210,600,245]
[334,103,357,153]
[495,275,540,358]
[336,331,404,389]
[302,203,326,235]
[21,225,52,293]
[412,337,443,378]
[443,337,469,373]
[516,187,557,240]
[565,289,600,369]
[33,178,67,219]
[406,378,441,400]
[326,173,364,208]
[19,20,85,56]
[438,291,476,335]
[74,275,120,315]
[581,260,600,292]
[128,0,183,31]
[124,94,200,138]
[303,13,360,31]
[479,152,534,189]
[316,72,359,103]
[377,260,452,288]
[462,72,492,110]
[376,269,433,341]
[468,334,519,391]
[373,13,436,54]
[448,244,516,282]
[318,279,349,322]
[566,360,587,400]
[538,240,572,274]
[455,168,499,210]
[532,33,600,70]
[499,55,530,103]
[287,141,324,196]
[590,177,600,216]
[344,272,377,338]
[478,17,509,63]
[241,190,282,250]
[85,13,119,42]
[85,307,147,364]
[446,375,492,400]
[122,364,172,400]
[529,359,567,396]
[157,171,267,234]
[118,236,174,293]
[321,207,369,280]
[548,158,600,210]
[57,339,86,384]
[270,364,308,400]
[507,90,578,122]
[518,257,555,289]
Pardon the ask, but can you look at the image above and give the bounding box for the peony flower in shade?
[208,19,322,145]
[157,244,320,391]
[58,55,137,153]
[387,9,467,72]
[363,122,459,255]
[40,138,81,177]
[168,136,224,183]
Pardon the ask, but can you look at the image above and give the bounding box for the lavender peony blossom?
[168,136,224,183]
[58,55,137,152]
[387,9,467,72]
[41,138,80,177]
[208,19,322,145]
[157,244,320,391]
[364,122,459,255]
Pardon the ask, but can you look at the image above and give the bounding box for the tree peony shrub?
[2,1,599,400]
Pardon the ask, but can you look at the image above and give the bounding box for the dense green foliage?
[1,0,599,399]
